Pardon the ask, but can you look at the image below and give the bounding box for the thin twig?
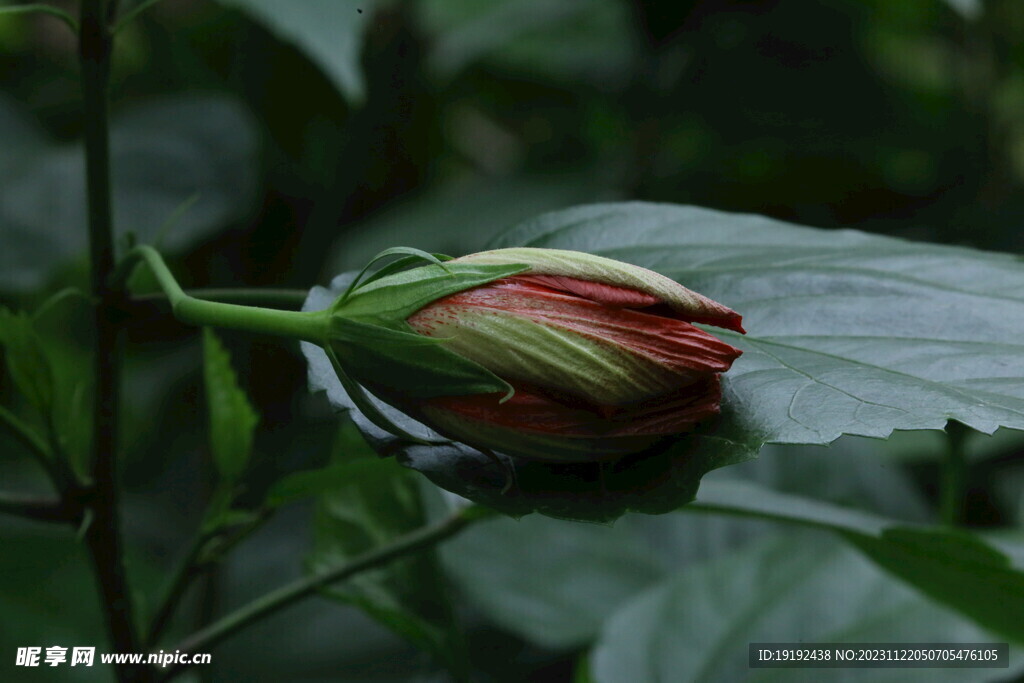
[145,529,215,648]
[146,509,272,648]
[158,507,488,681]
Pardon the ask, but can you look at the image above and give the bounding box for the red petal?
[514,274,661,308]
[410,277,743,379]
[597,376,722,436]
[426,377,722,439]
[427,386,603,437]
[511,274,745,333]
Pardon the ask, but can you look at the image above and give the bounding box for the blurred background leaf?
[589,533,1024,683]
[441,513,667,649]
[693,479,1024,642]
[0,94,259,291]
[420,0,638,88]
[215,0,374,104]
[0,526,111,683]
[0,92,45,175]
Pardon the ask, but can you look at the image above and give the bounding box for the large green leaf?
[589,534,1024,683]
[493,202,1024,442]
[216,0,373,103]
[0,94,259,291]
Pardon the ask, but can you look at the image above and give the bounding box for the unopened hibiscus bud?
[329,248,744,462]
[128,244,740,462]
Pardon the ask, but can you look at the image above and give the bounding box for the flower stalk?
[129,246,331,343]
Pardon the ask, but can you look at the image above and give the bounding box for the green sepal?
[334,261,530,327]
[355,252,455,292]
[325,256,527,423]
[336,247,454,307]
[324,344,442,445]
[330,317,514,401]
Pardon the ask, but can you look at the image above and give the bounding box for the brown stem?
[79,0,147,680]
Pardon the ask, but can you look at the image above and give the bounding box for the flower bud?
[331,248,743,462]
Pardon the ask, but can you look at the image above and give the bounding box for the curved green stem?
[132,288,309,309]
[128,246,331,343]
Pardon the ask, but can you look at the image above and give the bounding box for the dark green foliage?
[3,1,1024,681]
